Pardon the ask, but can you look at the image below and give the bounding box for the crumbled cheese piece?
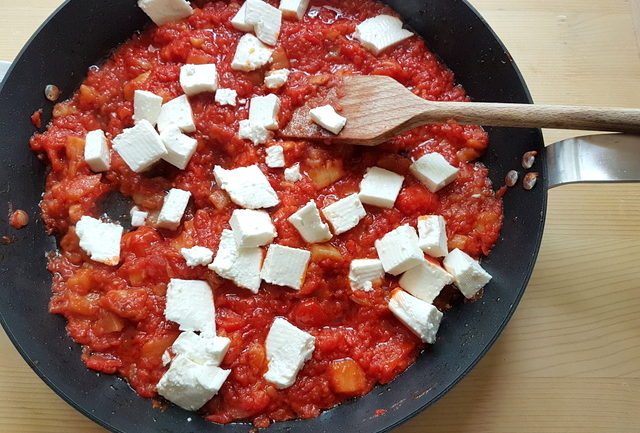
[399,260,453,303]
[287,200,332,243]
[213,165,280,209]
[264,317,315,389]
[164,279,215,335]
[279,0,310,20]
[354,15,413,55]
[442,248,492,298]
[156,95,196,134]
[159,127,197,170]
[157,188,191,230]
[215,88,237,106]
[133,90,163,126]
[84,129,111,172]
[238,119,272,145]
[358,166,404,208]
[209,229,263,293]
[410,153,459,193]
[171,331,230,366]
[349,259,384,291]
[309,105,347,135]
[249,94,280,130]
[245,0,282,46]
[162,350,172,366]
[180,246,214,267]
[138,0,193,26]
[230,209,277,247]
[112,119,167,172]
[230,2,253,32]
[284,163,302,182]
[75,216,123,266]
[264,68,290,89]
[417,215,448,257]
[375,224,424,275]
[261,244,310,290]
[388,289,443,344]
[180,64,218,96]
[321,193,366,235]
[231,34,273,72]
[130,206,149,227]
[265,145,285,168]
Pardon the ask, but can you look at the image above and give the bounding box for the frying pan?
[0,1,638,432]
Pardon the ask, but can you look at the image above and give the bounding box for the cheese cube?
[84,129,111,172]
[238,119,272,145]
[160,127,198,170]
[157,188,191,230]
[264,68,290,89]
[209,229,263,293]
[112,120,167,172]
[180,64,218,96]
[265,145,285,168]
[157,354,230,411]
[349,259,384,292]
[156,95,196,134]
[138,0,193,26]
[399,260,453,303]
[375,224,424,275]
[249,94,280,130]
[442,248,492,298]
[215,88,237,106]
[284,163,302,182]
[321,193,366,235]
[164,279,216,335]
[354,15,413,55]
[133,90,163,126]
[279,0,310,20]
[213,165,280,209]
[261,244,310,290]
[244,0,282,46]
[410,153,459,193]
[388,289,443,344]
[75,216,123,266]
[171,331,230,366]
[287,200,332,243]
[180,246,214,267]
[230,209,277,247]
[231,34,274,72]
[309,105,347,134]
[417,215,448,257]
[130,206,148,227]
[358,166,404,208]
[264,317,315,389]
[230,2,253,31]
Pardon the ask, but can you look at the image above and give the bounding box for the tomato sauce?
[29,0,502,427]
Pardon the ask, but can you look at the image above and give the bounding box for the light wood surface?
[1,0,639,432]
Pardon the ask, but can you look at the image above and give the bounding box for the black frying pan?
[0,0,549,432]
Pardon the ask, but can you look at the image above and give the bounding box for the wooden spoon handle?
[418,101,640,133]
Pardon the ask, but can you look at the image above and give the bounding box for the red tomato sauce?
[29,0,502,427]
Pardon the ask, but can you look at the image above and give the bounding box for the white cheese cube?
[231,33,274,72]
[209,229,263,293]
[138,0,193,26]
[354,14,414,55]
[410,153,459,193]
[388,289,443,344]
[264,317,315,389]
[417,215,448,257]
[349,258,384,292]
[238,119,272,145]
[230,2,253,31]
[84,129,111,172]
[180,246,214,267]
[157,188,191,230]
[264,68,290,89]
[265,145,285,168]
[160,127,198,170]
[215,88,237,106]
[284,163,302,182]
[133,90,163,126]
[249,94,280,130]
[245,0,282,46]
[164,279,215,335]
[399,260,453,303]
[130,206,149,227]
[112,119,167,173]
[279,0,309,20]
[375,224,424,275]
[287,200,332,243]
[75,216,123,266]
[442,248,492,298]
[213,165,280,209]
[261,244,310,290]
[179,64,218,96]
[358,166,404,208]
[157,354,230,411]
[321,193,366,235]
[309,105,347,134]
[230,209,277,247]
[156,94,196,134]
[171,331,230,366]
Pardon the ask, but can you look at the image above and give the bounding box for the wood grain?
[1,1,639,432]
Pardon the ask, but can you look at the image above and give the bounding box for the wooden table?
[1,1,638,432]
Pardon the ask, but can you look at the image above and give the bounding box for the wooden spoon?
[280,75,640,146]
